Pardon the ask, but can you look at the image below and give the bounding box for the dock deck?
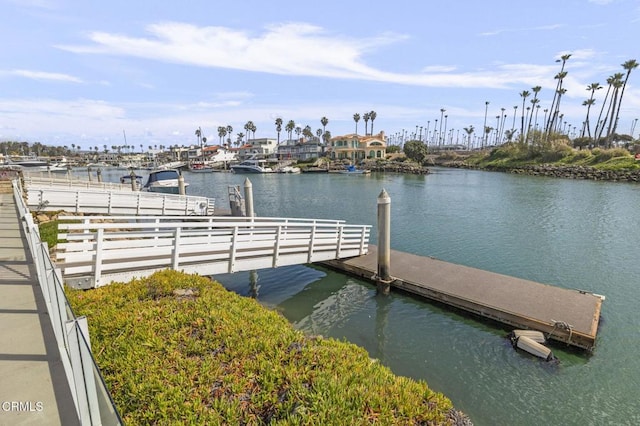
[323,245,603,351]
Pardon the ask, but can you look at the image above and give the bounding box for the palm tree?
[275,118,283,147]
[369,111,377,135]
[463,125,474,149]
[218,126,227,145]
[353,113,360,135]
[294,126,302,141]
[526,86,541,141]
[363,113,371,136]
[519,90,530,140]
[285,120,295,142]
[545,54,571,136]
[226,125,233,147]
[583,82,602,139]
[320,116,329,136]
[611,59,638,141]
[594,74,617,142]
[244,121,252,142]
[605,76,624,147]
[482,102,489,148]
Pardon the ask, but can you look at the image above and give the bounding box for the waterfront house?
[329,131,387,163]
[276,138,325,161]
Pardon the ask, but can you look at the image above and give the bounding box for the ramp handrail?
[26,185,215,216]
[11,180,122,425]
[23,174,133,191]
[57,215,371,288]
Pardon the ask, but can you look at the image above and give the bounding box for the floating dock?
[322,245,603,352]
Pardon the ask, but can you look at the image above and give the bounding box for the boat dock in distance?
[323,245,603,352]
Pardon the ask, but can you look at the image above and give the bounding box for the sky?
[1,0,639,150]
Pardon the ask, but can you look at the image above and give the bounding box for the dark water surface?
[94,167,640,425]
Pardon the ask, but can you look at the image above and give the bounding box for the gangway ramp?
[56,215,371,288]
[25,183,215,216]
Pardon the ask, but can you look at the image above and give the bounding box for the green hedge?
[67,270,456,425]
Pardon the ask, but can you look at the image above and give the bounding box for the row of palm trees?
[394,56,638,150]
[195,111,381,153]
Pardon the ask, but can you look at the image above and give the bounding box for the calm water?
[93,167,640,425]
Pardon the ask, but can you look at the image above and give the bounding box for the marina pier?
[323,245,603,351]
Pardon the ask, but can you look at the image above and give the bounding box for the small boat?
[188,162,213,173]
[277,166,301,174]
[338,165,370,175]
[511,329,547,344]
[230,157,273,173]
[509,331,556,361]
[142,169,188,194]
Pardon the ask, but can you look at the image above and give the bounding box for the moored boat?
[142,169,188,194]
[230,157,273,173]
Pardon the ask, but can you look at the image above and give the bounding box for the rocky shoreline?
[362,160,430,174]
[437,160,640,183]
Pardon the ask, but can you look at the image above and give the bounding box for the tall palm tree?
[611,59,638,140]
[463,125,474,149]
[226,125,233,147]
[369,111,377,135]
[320,116,329,135]
[583,82,602,139]
[218,126,227,145]
[545,54,571,135]
[596,74,624,142]
[285,120,295,142]
[275,118,283,147]
[363,113,371,135]
[526,86,542,140]
[519,90,530,141]
[294,126,302,141]
[605,76,624,147]
[244,121,252,142]
[353,113,360,135]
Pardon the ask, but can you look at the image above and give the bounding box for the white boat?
[511,329,546,344]
[277,166,301,174]
[142,169,188,194]
[230,157,273,173]
[4,156,69,172]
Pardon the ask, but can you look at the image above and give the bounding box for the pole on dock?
[129,169,138,191]
[96,168,103,183]
[377,189,392,295]
[87,166,92,182]
[244,178,254,217]
[178,172,186,195]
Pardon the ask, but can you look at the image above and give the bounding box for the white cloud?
[5,69,84,83]
[480,24,564,37]
[56,21,533,89]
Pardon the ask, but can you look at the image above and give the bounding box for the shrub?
[592,147,631,162]
[67,270,456,425]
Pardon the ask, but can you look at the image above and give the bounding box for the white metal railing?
[57,215,371,288]
[23,174,133,191]
[12,180,122,425]
[26,184,215,216]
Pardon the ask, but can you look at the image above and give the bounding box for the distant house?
[330,131,386,162]
[277,138,325,161]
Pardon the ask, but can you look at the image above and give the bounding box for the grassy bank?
[461,141,639,171]
[67,270,460,425]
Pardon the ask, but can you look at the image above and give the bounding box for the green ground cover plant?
[67,270,456,425]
